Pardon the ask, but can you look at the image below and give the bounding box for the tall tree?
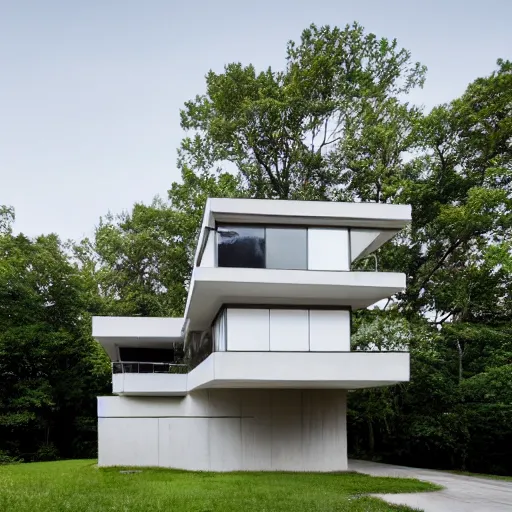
[395,59,512,319]
[179,22,426,200]
[0,219,110,461]
[84,169,242,317]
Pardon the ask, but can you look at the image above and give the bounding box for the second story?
[184,198,411,337]
[93,198,412,396]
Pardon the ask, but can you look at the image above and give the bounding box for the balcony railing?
[112,362,188,374]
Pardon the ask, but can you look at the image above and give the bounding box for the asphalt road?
[349,459,512,512]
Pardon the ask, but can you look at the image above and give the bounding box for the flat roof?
[194,198,411,266]
[209,198,411,228]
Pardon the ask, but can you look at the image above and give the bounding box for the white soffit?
[351,229,382,262]
[184,267,406,331]
[93,316,185,361]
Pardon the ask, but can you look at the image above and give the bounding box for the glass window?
[217,226,265,268]
[212,309,227,352]
[118,347,175,363]
[265,228,307,270]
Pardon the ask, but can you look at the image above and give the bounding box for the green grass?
[447,470,512,482]
[0,459,440,512]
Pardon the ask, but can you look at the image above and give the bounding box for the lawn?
[0,459,440,512]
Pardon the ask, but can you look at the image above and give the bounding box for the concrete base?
[98,389,347,471]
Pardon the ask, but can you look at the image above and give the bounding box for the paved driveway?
[349,459,512,512]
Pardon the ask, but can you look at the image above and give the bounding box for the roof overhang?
[187,352,410,391]
[184,267,406,332]
[93,316,184,361]
[194,198,411,266]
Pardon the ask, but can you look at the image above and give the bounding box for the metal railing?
[112,362,188,375]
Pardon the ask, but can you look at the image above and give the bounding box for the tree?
[347,62,512,474]
[0,221,110,460]
[0,205,15,234]
[179,22,426,200]
[84,168,242,317]
[392,60,512,320]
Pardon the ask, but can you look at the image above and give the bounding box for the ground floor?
[350,459,512,512]
[98,389,347,471]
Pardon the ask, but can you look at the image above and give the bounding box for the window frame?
[216,222,311,271]
[216,223,357,271]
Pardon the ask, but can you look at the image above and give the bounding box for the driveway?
[349,459,512,512]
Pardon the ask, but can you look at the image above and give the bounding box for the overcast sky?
[1,0,510,241]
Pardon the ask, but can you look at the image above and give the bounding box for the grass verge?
[447,470,512,482]
[0,459,440,512]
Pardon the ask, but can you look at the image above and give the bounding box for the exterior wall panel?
[307,228,349,271]
[350,229,381,262]
[309,310,350,351]
[269,309,309,351]
[200,230,216,267]
[226,308,269,351]
[98,417,159,467]
[98,390,348,471]
[159,417,210,471]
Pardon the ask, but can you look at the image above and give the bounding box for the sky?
[1,0,511,241]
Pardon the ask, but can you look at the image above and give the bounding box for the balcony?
[109,349,409,396]
[112,362,188,396]
[187,351,410,391]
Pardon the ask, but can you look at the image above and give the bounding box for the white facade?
[93,198,412,471]
[98,390,347,471]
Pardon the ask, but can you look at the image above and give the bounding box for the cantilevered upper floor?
[93,198,412,396]
[194,198,411,268]
[184,198,410,333]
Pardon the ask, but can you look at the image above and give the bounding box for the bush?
[34,443,59,462]
[0,450,22,465]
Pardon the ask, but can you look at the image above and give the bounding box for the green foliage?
[349,317,512,474]
[0,459,439,512]
[0,451,21,465]
[0,225,110,461]
[180,22,425,200]
[84,169,243,317]
[0,205,15,234]
[395,59,512,320]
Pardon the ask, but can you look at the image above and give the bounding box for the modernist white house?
[94,198,411,471]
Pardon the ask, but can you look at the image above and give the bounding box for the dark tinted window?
[217,226,265,268]
[266,228,307,269]
[119,347,175,362]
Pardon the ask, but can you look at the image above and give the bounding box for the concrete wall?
[112,373,187,396]
[188,352,410,390]
[98,389,347,471]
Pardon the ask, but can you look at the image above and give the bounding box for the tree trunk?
[456,339,463,382]
[368,420,375,454]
